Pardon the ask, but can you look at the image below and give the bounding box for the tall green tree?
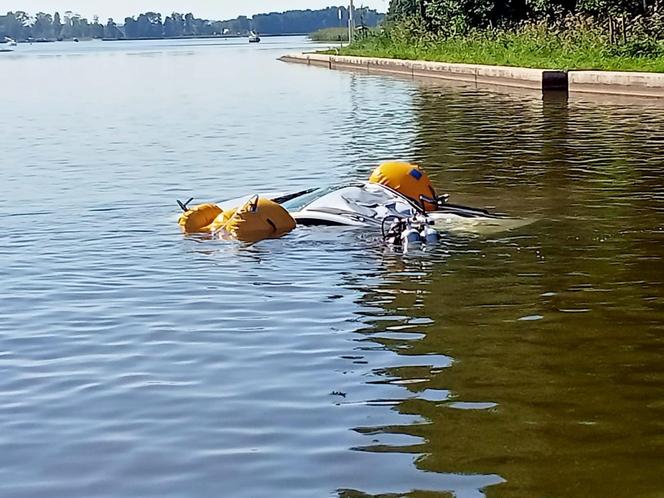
[184,13,195,35]
[32,12,53,39]
[0,11,30,39]
[53,11,62,39]
[104,18,122,39]
[91,15,104,38]
[387,0,659,32]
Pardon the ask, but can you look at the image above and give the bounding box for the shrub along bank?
[333,3,664,72]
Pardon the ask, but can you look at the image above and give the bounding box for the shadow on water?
[336,82,664,497]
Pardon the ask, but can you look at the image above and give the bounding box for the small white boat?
[1,37,17,52]
[248,31,261,43]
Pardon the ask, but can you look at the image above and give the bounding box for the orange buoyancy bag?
[178,203,223,233]
[221,195,296,242]
[368,161,438,211]
[178,196,296,241]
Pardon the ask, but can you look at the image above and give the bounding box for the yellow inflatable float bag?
[206,208,237,233]
[220,195,296,242]
[368,161,438,211]
[178,203,223,233]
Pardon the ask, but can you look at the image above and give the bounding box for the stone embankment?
[279,53,664,98]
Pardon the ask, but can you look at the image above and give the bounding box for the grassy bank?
[310,28,349,42]
[329,19,664,72]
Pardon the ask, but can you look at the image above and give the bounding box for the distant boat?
[1,37,16,52]
[248,31,261,43]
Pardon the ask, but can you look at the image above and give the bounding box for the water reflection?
[342,83,664,497]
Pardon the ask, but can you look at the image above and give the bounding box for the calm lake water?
[1,37,663,498]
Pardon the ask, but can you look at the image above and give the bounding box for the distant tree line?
[251,7,383,34]
[0,7,384,41]
[0,11,105,40]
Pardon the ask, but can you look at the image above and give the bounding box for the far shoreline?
[101,33,310,42]
[10,33,314,44]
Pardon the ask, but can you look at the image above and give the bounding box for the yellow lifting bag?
[221,195,296,242]
[178,196,296,242]
[368,161,438,211]
[178,203,223,233]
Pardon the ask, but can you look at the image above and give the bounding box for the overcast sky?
[4,1,388,20]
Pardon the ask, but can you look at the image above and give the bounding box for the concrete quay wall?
[279,53,664,98]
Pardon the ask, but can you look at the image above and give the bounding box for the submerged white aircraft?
[178,162,533,243]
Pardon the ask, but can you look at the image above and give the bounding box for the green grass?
[326,23,664,72]
[309,28,349,42]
